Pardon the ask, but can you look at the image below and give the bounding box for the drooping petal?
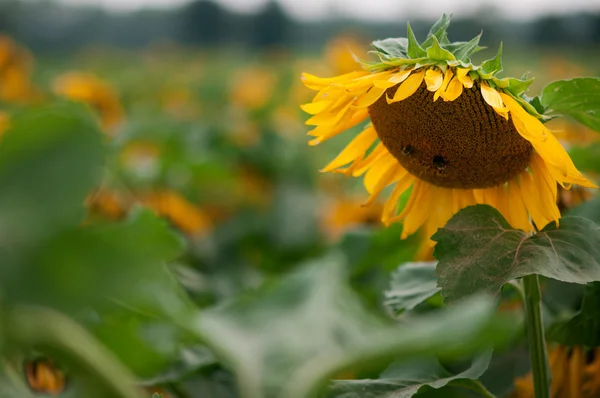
[500,92,597,189]
[518,165,560,230]
[440,76,463,101]
[425,68,443,92]
[507,179,533,232]
[434,68,453,101]
[308,108,369,145]
[300,100,332,115]
[364,163,408,206]
[321,127,378,172]
[364,152,398,194]
[456,68,474,88]
[373,69,412,89]
[387,70,425,104]
[382,173,415,225]
[480,83,509,119]
[351,143,387,176]
[353,86,388,108]
[398,180,434,239]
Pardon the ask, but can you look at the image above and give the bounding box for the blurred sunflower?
[301,16,595,241]
[53,72,124,132]
[0,35,40,103]
[24,358,66,396]
[140,190,212,237]
[513,345,600,398]
[325,34,365,75]
[230,66,277,110]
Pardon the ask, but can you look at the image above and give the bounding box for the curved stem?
[522,274,551,398]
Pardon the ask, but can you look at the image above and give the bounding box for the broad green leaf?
[541,78,600,131]
[3,208,186,313]
[323,351,493,398]
[433,205,600,302]
[568,193,600,223]
[425,36,455,61]
[407,23,426,58]
[385,262,440,315]
[547,282,600,346]
[371,38,408,58]
[0,103,105,247]
[422,14,451,48]
[194,254,517,398]
[481,43,503,75]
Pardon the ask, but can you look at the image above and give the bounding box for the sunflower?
[512,345,600,398]
[300,15,595,242]
[53,72,124,132]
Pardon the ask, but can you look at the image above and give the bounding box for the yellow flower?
[53,72,124,132]
[140,191,212,237]
[300,17,595,242]
[24,358,66,396]
[0,35,40,103]
[513,345,600,398]
[230,66,277,110]
[325,34,365,75]
[86,188,128,220]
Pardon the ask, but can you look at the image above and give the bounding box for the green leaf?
[385,262,440,315]
[568,142,600,174]
[425,36,456,62]
[547,282,600,346]
[371,38,408,58]
[540,78,600,131]
[3,208,186,313]
[422,14,452,48]
[449,33,483,62]
[433,205,600,302]
[407,23,426,58]
[0,103,105,246]
[194,254,518,398]
[324,351,494,398]
[481,43,503,75]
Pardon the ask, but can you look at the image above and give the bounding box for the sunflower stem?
[522,274,551,398]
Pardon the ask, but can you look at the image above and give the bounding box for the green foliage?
[433,205,600,302]
[194,255,517,398]
[324,351,494,398]
[385,262,440,316]
[541,77,600,131]
[547,282,600,346]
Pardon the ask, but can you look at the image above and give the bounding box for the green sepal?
[407,22,427,58]
[481,42,503,75]
[492,76,534,96]
[371,37,408,59]
[426,36,456,62]
[446,32,483,62]
[422,13,452,48]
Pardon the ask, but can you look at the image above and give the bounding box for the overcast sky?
[54,0,600,21]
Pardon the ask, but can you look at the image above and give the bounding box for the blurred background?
[1,1,600,397]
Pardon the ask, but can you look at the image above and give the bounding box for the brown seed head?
[368,82,533,189]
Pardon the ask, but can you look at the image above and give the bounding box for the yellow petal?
[300,100,332,115]
[425,187,454,238]
[398,180,434,239]
[424,68,443,92]
[301,71,369,90]
[386,70,425,104]
[568,346,583,398]
[373,69,412,89]
[382,173,415,225]
[364,163,407,206]
[434,68,453,101]
[507,179,533,232]
[353,86,387,108]
[308,108,369,145]
[441,76,463,101]
[456,68,473,88]
[321,127,377,172]
[518,165,560,230]
[364,152,398,194]
[480,83,509,119]
[351,143,387,176]
[500,92,597,189]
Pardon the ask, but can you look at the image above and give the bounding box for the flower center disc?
[368,83,533,189]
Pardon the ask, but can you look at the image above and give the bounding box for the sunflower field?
[2,12,600,398]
